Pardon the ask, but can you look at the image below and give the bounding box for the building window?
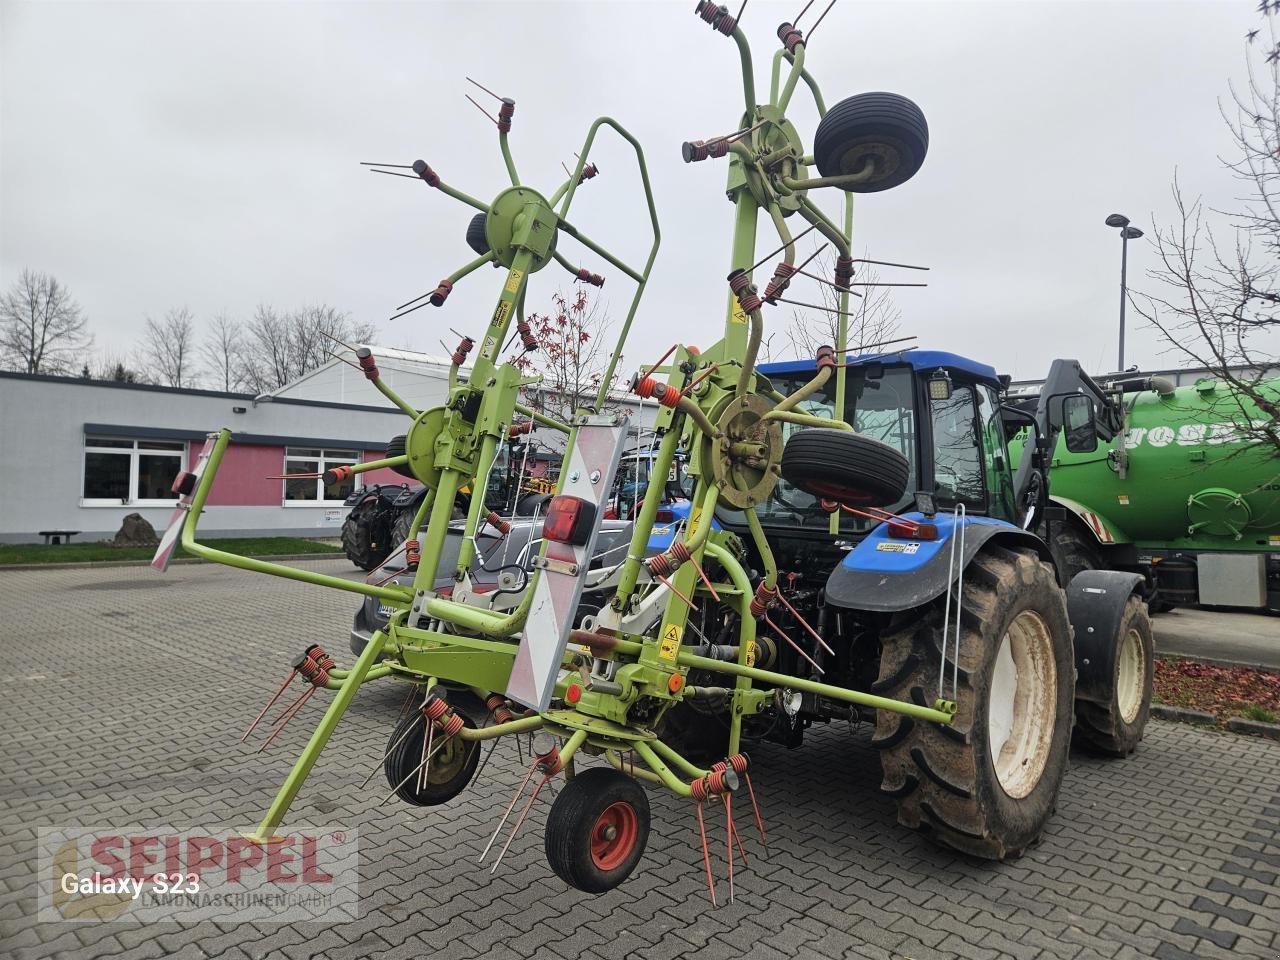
[82,438,185,505]
[283,447,358,503]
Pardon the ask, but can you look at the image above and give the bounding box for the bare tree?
[772,249,903,361]
[507,285,621,451]
[1131,10,1280,454]
[237,304,375,393]
[202,314,245,392]
[138,307,198,388]
[0,269,92,374]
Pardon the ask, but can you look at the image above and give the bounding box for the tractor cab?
[748,351,1018,549]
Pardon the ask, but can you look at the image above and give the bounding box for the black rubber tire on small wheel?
[465,213,490,256]
[813,92,928,192]
[341,497,390,571]
[781,428,910,507]
[545,767,650,893]
[1044,519,1100,589]
[1073,595,1153,757]
[383,705,481,806]
[385,435,417,480]
[874,544,1075,860]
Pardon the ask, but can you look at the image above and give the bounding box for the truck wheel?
[383,707,481,806]
[545,768,649,893]
[781,429,910,507]
[874,544,1074,860]
[1073,596,1153,756]
[341,498,389,571]
[1045,520,1099,589]
[813,92,928,192]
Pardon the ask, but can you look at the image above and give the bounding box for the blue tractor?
[667,348,1151,860]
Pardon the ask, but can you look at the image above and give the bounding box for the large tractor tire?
[1045,519,1099,589]
[781,429,910,507]
[873,544,1074,860]
[341,498,392,571]
[1073,595,1153,756]
[813,92,928,192]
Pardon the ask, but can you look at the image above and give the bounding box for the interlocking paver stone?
[2,558,1279,959]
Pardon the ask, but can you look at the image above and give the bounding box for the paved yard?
[2,559,1279,960]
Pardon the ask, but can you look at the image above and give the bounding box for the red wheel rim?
[590,801,639,871]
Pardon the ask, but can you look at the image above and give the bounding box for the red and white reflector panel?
[506,418,628,712]
[151,433,218,573]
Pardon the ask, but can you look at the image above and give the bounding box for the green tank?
[1028,375,1280,611]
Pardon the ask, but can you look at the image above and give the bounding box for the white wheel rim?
[1116,627,1145,724]
[987,610,1057,800]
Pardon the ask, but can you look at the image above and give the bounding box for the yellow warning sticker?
[505,269,525,294]
[659,623,682,661]
[1117,494,1130,505]
[745,641,757,668]
[490,299,512,329]
[730,302,748,325]
[691,506,703,530]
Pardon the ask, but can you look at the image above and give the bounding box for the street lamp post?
[1105,213,1144,371]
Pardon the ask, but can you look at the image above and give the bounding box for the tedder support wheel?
[813,92,929,193]
[1073,595,1153,757]
[545,767,649,893]
[341,498,390,571]
[781,428,910,507]
[383,705,481,806]
[384,435,418,480]
[465,212,491,256]
[873,544,1074,860]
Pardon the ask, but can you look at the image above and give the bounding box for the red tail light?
[544,495,596,546]
[655,509,675,523]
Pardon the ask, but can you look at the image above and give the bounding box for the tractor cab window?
[753,364,918,531]
[929,385,985,510]
[978,385,1017,521]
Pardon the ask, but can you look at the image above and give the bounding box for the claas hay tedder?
[151,2,1153,899]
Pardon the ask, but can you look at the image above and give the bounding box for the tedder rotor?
[151,2,1150,899]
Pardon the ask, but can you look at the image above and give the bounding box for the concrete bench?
[38,530,80,545]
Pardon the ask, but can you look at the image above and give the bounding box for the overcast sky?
[0,0,1259,382]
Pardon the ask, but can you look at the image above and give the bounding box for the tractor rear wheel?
[545,768,649,893]
[341,498,391,571]
[873,544,1074,860]
[1073,595,1153,756]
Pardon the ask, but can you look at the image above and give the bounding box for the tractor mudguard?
[1066,569,1145,705]
[824,511,1051,613]
[390,485,426,509]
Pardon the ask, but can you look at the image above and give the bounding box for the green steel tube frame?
[168,21,964,844]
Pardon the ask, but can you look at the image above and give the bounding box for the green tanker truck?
[1012,373,1280,613]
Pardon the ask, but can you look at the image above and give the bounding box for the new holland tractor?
[150,4,1153,897]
